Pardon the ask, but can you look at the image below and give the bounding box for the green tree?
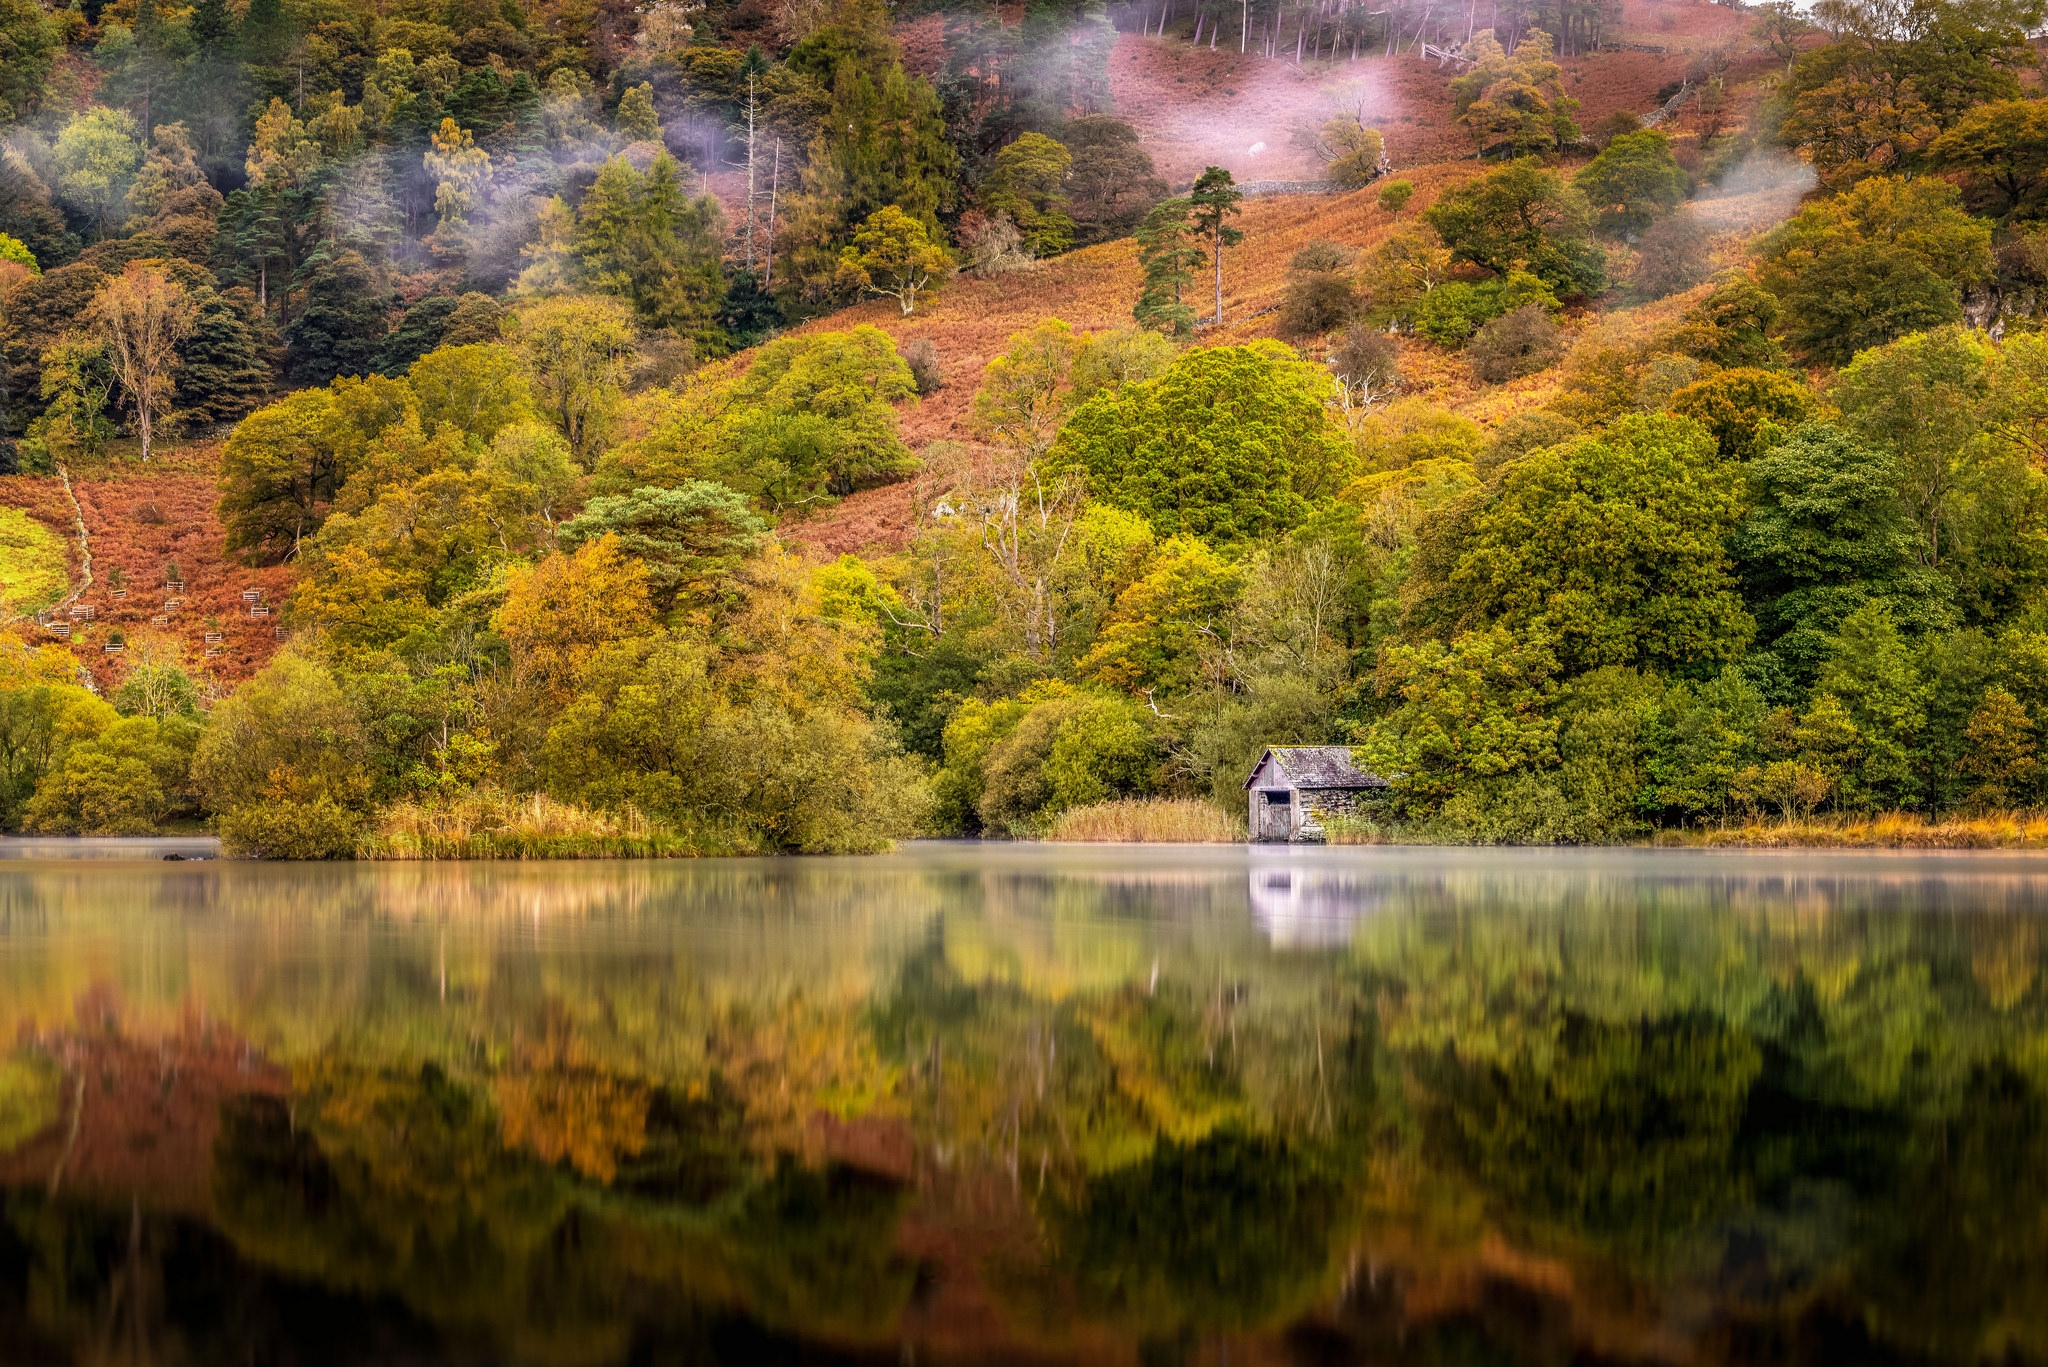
[981,132,1076,257]
[1665,367,1815,461]
[219,374,413,561]
[1079,538,1243,697]
[23,715,193,835]
[573,154,728,354]
[1736,422,1951,690]
[781,16,959,297]
[1412,415,1753,678]
[1815,599,1928,807]
[1188,167,1243,327]
[718,325,921,503]
[1573,130,1689,239]
[615,81,660,141]
[834,205,951,316]
[558,484,768,622]
[174,285,271,423]
[53,106,143,240]
[1358,625,1560,819]
[1133,196,1202,339]
[191,650,372,857]
[1957,685,2039,809]
[1424,157,1606,299]
[1830,325,1991,569]
[0,0,60,124]
[1046,341,1356,544]
[1755,177,1993,365]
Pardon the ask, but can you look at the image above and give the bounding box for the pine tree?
[1134,197,1202,340]
[1187,166,1243,327]
[174,286,271,423]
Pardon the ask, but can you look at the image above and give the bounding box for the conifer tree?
[1187,167,1243,326]
[1134,196,1202,340]
[174,286,271,424]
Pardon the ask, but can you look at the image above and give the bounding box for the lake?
[0,842,2043,1365]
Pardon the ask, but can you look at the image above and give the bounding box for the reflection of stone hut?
[1243,747,1389,843]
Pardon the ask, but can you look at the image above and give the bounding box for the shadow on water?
[0,844,2046,1363]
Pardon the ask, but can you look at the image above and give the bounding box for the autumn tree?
[1924,99,2048,217]
[835,205,951,315]
[1449,28,1580,156]
[511,295,635,460]
[93,261,195,461]
[1755,176,1992,364]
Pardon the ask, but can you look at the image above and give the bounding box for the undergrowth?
[359,789,753,859]
[1044,798,1247,843]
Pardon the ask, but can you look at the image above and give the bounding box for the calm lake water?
[1,842,2045,1365]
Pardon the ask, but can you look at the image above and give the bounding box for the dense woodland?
[4,0,2048,851]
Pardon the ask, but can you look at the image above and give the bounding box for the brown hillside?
[3,447,293,692]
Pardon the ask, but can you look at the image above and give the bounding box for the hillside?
[3,0,1774,696]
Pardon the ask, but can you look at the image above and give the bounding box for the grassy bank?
[1045,798,1247,843]
[358,791,752,860]
[1660,811,2048,850]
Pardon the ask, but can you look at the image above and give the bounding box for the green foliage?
[1737,422,1952,690]
[1756,177,1994,365]
[981,132,1076,257]
[1410,415,1754,678]
[559,483,767,622]
[1133,196,1202,339]
[573,154,728,355]
[1424,157,1606,299]
[1665,367,1814,461]
[1358,625,1560,819]
[1047,342,1355,545]
[1574,130,1689,239]
[23,714,197,835]
[973,690,1158,834]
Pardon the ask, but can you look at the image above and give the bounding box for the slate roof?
[1243,747,1390,792]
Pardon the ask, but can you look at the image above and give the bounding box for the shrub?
[217,795,364,859]
[1278,270,1357,339]
[1465,305,1564,382]
[1630,214,1716,299]
[1046,797,1244,843]
[902,337,944,394]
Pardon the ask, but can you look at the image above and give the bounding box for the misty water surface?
[0,843,2044,1365]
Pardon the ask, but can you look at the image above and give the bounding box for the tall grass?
[1666,810,2048,850]
[359,789,754,860]
[1044,798,1246,843]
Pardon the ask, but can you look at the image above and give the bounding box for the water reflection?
[0,844,2045,1364]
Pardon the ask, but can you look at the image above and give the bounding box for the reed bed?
[359,789,749,860]
[1044,798,1247,843]
[1663,811,2048,850]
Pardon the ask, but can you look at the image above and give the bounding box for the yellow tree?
[835,205,951,315]
[511,295,637,460]
[93,261,195,462]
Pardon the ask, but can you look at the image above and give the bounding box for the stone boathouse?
[1243,747,1390,843]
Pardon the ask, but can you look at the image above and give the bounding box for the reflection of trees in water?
[3,853,2048,1360]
